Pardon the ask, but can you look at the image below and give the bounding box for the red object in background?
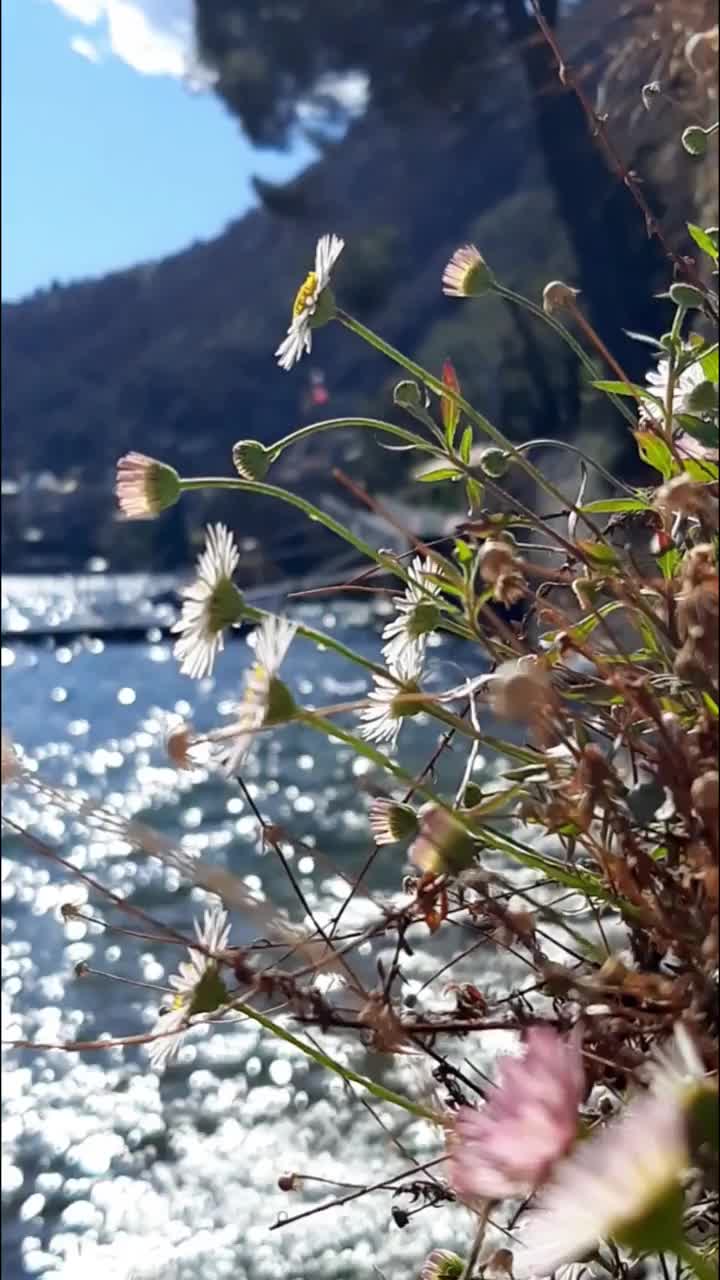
[310,385,329,406]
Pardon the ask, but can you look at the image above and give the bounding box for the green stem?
[233,1000,437,1121]
[180,476,407,582]
[514,438,639,498]
[675,1242,717,1280]
[336,310,609,548]
[300,713,629,909]
[497,284,637,428]
[269,416,442,458]
[240,603,389,680]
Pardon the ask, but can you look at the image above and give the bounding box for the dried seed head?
[489,658,553,723]
[691,771,719,823]
[478,539,516,584]
[542,280,580,315]
[656,476,714,521]
[1,732,21,785]
[166,723,198,770]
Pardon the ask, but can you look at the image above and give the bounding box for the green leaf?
[441,359,461,448]
[453,538,474,565]
[701,346,719,382]
[579,497,652,514]
[576,540,620,566]
[702,692,719,718]
[683,458,719,482]
[658,546,682,580]
[465,477,484,513]
[688,222,719,263]
[593,379,660,406]
[459,425,473,464]
[541,601,623,649]
[675,414,720,450]
[634,430,676,480]
[416,467,461,483]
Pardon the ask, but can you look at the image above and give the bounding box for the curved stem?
[497,284,637,428]
[180,476,408,582]
[269,416,442,458]
[513,439,639,497]
[233,1000,437,1121]
[336,310,610,550]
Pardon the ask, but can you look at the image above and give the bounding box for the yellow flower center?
[293,271,318,318]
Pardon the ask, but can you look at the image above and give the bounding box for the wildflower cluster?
[4,44,719,1280]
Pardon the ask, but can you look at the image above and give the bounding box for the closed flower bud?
[393,380,423,408]
[682,126,708,156]
[542,280,580,315]
[409,805,476,875]
[477,446,510,478]
[669,282,707,309]
[232,440,274,481]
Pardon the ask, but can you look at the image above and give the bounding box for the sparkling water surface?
[2,576,526,1280]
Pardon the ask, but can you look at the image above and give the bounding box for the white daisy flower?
[358,651,424,748]
[148,905,230,1071]
[381,556,441,669]
[275,234,344,371]
[172,523,243,680]
[511,1092,690,1278]
[647,1022,712,1107]
[641,345,718,459]
[210,614,297,775]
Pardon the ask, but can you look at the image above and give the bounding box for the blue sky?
[2,0,314,301]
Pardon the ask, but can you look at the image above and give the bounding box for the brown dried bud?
[656,477,718,526]
[493,569,527,608]
[166,723,197,770]
[489,658,554,723]
[278,1172,299,1192]
[691,771,719,823]
[543,280,580,315]
[478,539,516,584]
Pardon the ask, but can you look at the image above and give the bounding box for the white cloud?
[52,0,104,21]
[48,0,215,83]
[70,34,102,62]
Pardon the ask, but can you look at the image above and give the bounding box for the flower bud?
[232,440,273,481]
[409,805,476,876]
[393,380,423,408]
[419,1250,464,1280]
[542,280,580,315]
[115,453,181,520]
[476,446,510,479]
[669,283,707,309]
[682,126,708,156]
